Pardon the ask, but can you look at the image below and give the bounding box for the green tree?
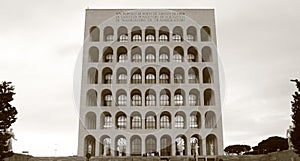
[224,144,251,155]
[252,136,288,154]
[291,79,300,155]
[0,81,18,160]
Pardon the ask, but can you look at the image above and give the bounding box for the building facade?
[77,9,224,158]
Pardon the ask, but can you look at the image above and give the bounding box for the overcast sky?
[0,0,300,157]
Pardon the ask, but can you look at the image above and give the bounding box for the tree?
[0,81,18,160]
[252,136,288,154]
[224,144,251,155]
[291,79,300,155]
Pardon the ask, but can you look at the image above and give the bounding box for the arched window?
[204,89,215,106]
[100,136,112,156]
[104,74,112,84]
[90,26,100,42]
[205,111,217,128]
[87,89,97,106]
[118,94,127,106]
[131,95,141,106]
[105,54,113,62]
[159,34,168,42]
[132,35,142,42]
[159,26,169,42]
[104,26,114,42]
[117,47,127,62]
[131,89,142,106]
[145,89,156,106]
[103,113,112,129]
[89,47,99,62]
[145,27,155,42]
[188,46,198,62]
[173,54,182,62]
[173,47,184,62]
[173,26,183,42]
[132,74,141,84]
[161,135,171,156]
[146,94,156,106]
[159,74,169,83]
[160,114,170,129]
[102,89,112,106]
[88,68,98,84]
[84,135,96,156]
[146,74,155,83]
[201,26,211,41]
[159,46,170,62]
[190,135,201,156]
[131,115,142,129]
[189,94,197,106]
[187,35,194,41]
[188,67,199,83]
[159,53,169,62]
[172,34,181,42]
[175,136,187,156]
[190,115,198,128]
[187,26,197,41]
[104,94,112,106]
[202,46,212,62]
[118,54,127,62]
[131,68,142,84]
[131,46,141,62]
[118,26,128,42]
[203,67,213,83]
[145,68,156,84]
[175,114,184,129]
[146,54,155,62]
[117,68,127,84]
[174,73,184,83]
[146,136,156,154]
[119,34,128,42]
[174,94,183,106]
[118,74,127,84]
[103,47,113,62]
[206,134,217,155]
[132,54,142,62]
[131,26,142,42]
[160,94,169,106]
[146,115,156,129]
[131,136,141,156]
[106,35,113,41]
[146,35,155,42]
[187,53,195,62]
[85,112,96,129]
[117,115,127,129]
[159,68,170,84]
[116,137,127,156]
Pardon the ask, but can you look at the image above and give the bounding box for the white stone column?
[95,141,100,156]
[126,139,130,156]
[202,138,206,156]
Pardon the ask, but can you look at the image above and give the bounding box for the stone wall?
[5,150,300,161]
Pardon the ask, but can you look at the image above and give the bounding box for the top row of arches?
[89,26,211,42]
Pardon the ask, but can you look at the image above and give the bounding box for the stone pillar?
[142,136,146,156]
[187,137,191,156]
[172,141,176,156]
[111,139,115,156]
[126,139,130,156]
[157,138,161,156]
[202,139,206,156]
[95,141,100,156]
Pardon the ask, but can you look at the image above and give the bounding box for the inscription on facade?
[115,11,185,22]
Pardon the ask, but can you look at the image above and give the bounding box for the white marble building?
[77,9,224,158]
